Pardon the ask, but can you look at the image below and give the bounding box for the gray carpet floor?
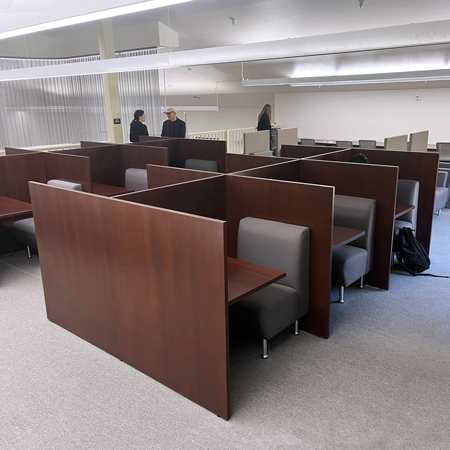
[1,210,449,450]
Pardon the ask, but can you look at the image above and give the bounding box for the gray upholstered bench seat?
[125,168,148,191]
[11,218,37,251]
[332,245,367,288]
[434,171,449,214]
[248,150,274,157]
[185,159,218,172]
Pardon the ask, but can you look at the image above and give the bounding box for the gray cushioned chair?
[249,150,274,156]
[230,217,310,358]
[434,171,449,215]
[332,195,377,303]
[436,142,450,162]
[11,180,83,258]
[336,140,353,148]
[394,179,420,241]
[436,166,450,208]
[300,138,315,146]
[125,168,148,191]
[184,159,218,172]
[359,140,377,149]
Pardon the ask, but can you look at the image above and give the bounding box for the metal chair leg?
[26,246,32,259]
[438,209,442,215]
[261,339,268,359]
[359,276,364,289]
[338,286,344,303]
[294,320,299,335]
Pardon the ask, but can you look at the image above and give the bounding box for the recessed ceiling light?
[0,0,193,41]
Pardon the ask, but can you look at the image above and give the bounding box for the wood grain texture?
[0,153,46,202]
[226,174,334,339]
[4,147,37,155]
[43,152,93,193]
[116,176,226,221]
[280,145,347,159]
[0,196,32,222]
[29,182,230,420]
[146,164,220,189]
[120,145,169,171]
[300,159,398,290]
[231,160,302,182]
[225,153,293,173]
[80,141,114,148]
[350,149,438,253]
[136,139,181,167]
[179,139,227,173]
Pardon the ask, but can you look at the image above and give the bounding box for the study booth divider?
[280,145,347,159]
[29,168,335,420]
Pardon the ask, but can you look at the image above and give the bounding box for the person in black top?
[161,107,186,138]
[257,104,274,151]
[129,110,149,143]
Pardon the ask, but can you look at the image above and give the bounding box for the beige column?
[98,19,123,143]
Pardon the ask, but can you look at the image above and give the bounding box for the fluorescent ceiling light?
[241,69,450,87]
[161,106,219,112]
[0,0,192,41]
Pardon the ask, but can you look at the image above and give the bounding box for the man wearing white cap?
[161,107,186,138]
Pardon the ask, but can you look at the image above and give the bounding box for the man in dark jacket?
[161,107,186,138]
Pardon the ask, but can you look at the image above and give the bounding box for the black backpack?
[395,227,447,278]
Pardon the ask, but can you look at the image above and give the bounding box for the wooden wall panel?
[179,139,227,173]
[135,139,181,167]
[225,153,293,173]
[120,145,169,172]
[300,159,398,290]
[117,176,226,221]
[43,153,93,193]
[349,149,439,253]
[0,153,46,202]
[307,149,354,161]
[30,182,230,420]
[4,147,37,155]
[146,165,220,189]
[232,160,302,182]
[280,145,346,159]
[226,175,334,339]
[80,141,113,148]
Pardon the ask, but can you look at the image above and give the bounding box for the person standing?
[161,107,186,138]
[257,104,274,151]
[129,110,149,143]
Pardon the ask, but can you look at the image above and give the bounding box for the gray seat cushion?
[231,284,302,341]
[332,245,367,288]
[11,218,37,249]
[125,168,148,191]
[47,179,82,190]
[185,159,218,172]
[249,150,274,157]
[434,187,448,212]
[396,179,419,229]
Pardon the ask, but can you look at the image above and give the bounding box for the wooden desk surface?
[333,226,365,251]
[92,183,134,197]
[0,196,33,223]
[227,257,285,305]
[395,203,415,219]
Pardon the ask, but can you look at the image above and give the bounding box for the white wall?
[275,88,450,144]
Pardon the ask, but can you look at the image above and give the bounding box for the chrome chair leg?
[359,276,364,289]
[261,339,268,359]
[294,320,299,335]
[438,209,442,215]
[26,246,32,259]
[338,286,344,303]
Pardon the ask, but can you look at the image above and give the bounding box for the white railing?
[188,127,256,154]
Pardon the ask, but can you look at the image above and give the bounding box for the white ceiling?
[2,0,450,95]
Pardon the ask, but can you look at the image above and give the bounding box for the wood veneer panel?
[307,149,354,161]
[350,149,438,253]
[225,153,293,173]
[0,153,46,202]
[120,145,169,172]
[135,139,181,167]
[117,176,226,221]
[59,145,123,187]
[232,160,302,182]
[43,152,93,193]
[30,182,230,420]
[146,164,220,189]
[4,147,37,155]
[226,175,334,339]
[80,141,113,148]
[280,145,346,159]
[300,159,398,290]
[179,139,227,173]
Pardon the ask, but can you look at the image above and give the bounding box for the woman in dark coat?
[257,104,273,151]
[130,109,149,143]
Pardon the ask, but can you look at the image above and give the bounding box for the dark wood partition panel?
[0,153,46,202]
[137,138,181,167]
[146,165,220,189]
[179,139,227,173]
[120,145,169,170]
[80,141,113,148]
[4,147,37,155]
[30,182,230,420]
[348,149,439,253]
[225,153,293,173]
[59,145,123,187]
[43,152,93,193]
[117,176,227,221]
[280,145,346,159]
[226,174,334,339]
[306,149,354,162]
[233,160,302,181]
[300,160,398,290]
